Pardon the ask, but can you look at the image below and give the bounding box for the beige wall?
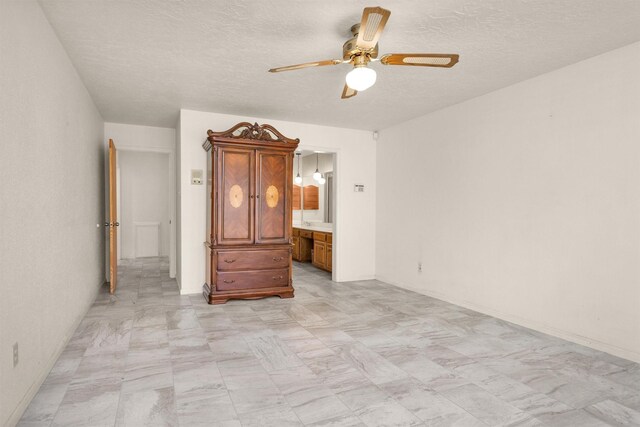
[0,1,105,425]
[376,41,640,362]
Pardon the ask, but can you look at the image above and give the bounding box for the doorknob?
[105,222,110,227]
[115,222,120,227]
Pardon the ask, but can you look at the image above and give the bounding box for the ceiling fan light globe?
[346,66,376,91]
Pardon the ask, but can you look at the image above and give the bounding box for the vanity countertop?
[293,224,333,233]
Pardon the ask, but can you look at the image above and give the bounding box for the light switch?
[191,169,203,185]
[354,184,365,192]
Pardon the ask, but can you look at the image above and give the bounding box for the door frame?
[116,166,121,261]
[108,139,118,293]
[296,146,339,282]
[115,144,177,279]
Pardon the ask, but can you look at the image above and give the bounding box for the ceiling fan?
[268,6,459,99]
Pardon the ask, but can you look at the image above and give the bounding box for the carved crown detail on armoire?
[202,122,300,304]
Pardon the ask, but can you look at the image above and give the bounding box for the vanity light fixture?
[313,153,322,181]
[294,152,302,184]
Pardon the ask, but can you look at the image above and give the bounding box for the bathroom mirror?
[292,151,334,226]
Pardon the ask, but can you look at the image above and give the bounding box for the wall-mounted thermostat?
[191,169,203,185]
[354,184,365,193]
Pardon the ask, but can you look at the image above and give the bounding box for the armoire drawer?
[216,269,289,291]
[217,249,289,271]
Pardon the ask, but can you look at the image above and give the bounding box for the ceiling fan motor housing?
[343,23,378,60]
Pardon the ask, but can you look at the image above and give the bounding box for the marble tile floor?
[18,257,640,426]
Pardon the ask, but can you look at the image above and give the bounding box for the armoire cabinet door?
[217,147,254,245]
[256,150,290,244]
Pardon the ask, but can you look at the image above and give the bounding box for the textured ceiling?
[39,0,640,130]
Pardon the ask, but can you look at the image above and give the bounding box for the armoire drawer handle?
[272,257,283,262]
[223,279,235,284]
[272,276,283,280]
[223,259,236,263]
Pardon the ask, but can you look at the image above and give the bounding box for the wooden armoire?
[202,122,300,304]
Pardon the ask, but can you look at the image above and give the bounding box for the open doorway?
[117,151,171,263]
[292,150,337,281]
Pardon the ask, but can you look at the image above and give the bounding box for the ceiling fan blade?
[341,84,357,99]
[355,7,391,52]
[380,53,459,68]
[269,59,343,73]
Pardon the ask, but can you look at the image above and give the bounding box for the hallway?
[19,259,640,426]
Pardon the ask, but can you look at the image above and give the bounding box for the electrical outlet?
[13,342,18,367]
[417,262,422,273]
[191,169,203,185]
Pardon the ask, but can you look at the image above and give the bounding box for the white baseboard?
[375,275,640,364]
[336,274,376,282]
